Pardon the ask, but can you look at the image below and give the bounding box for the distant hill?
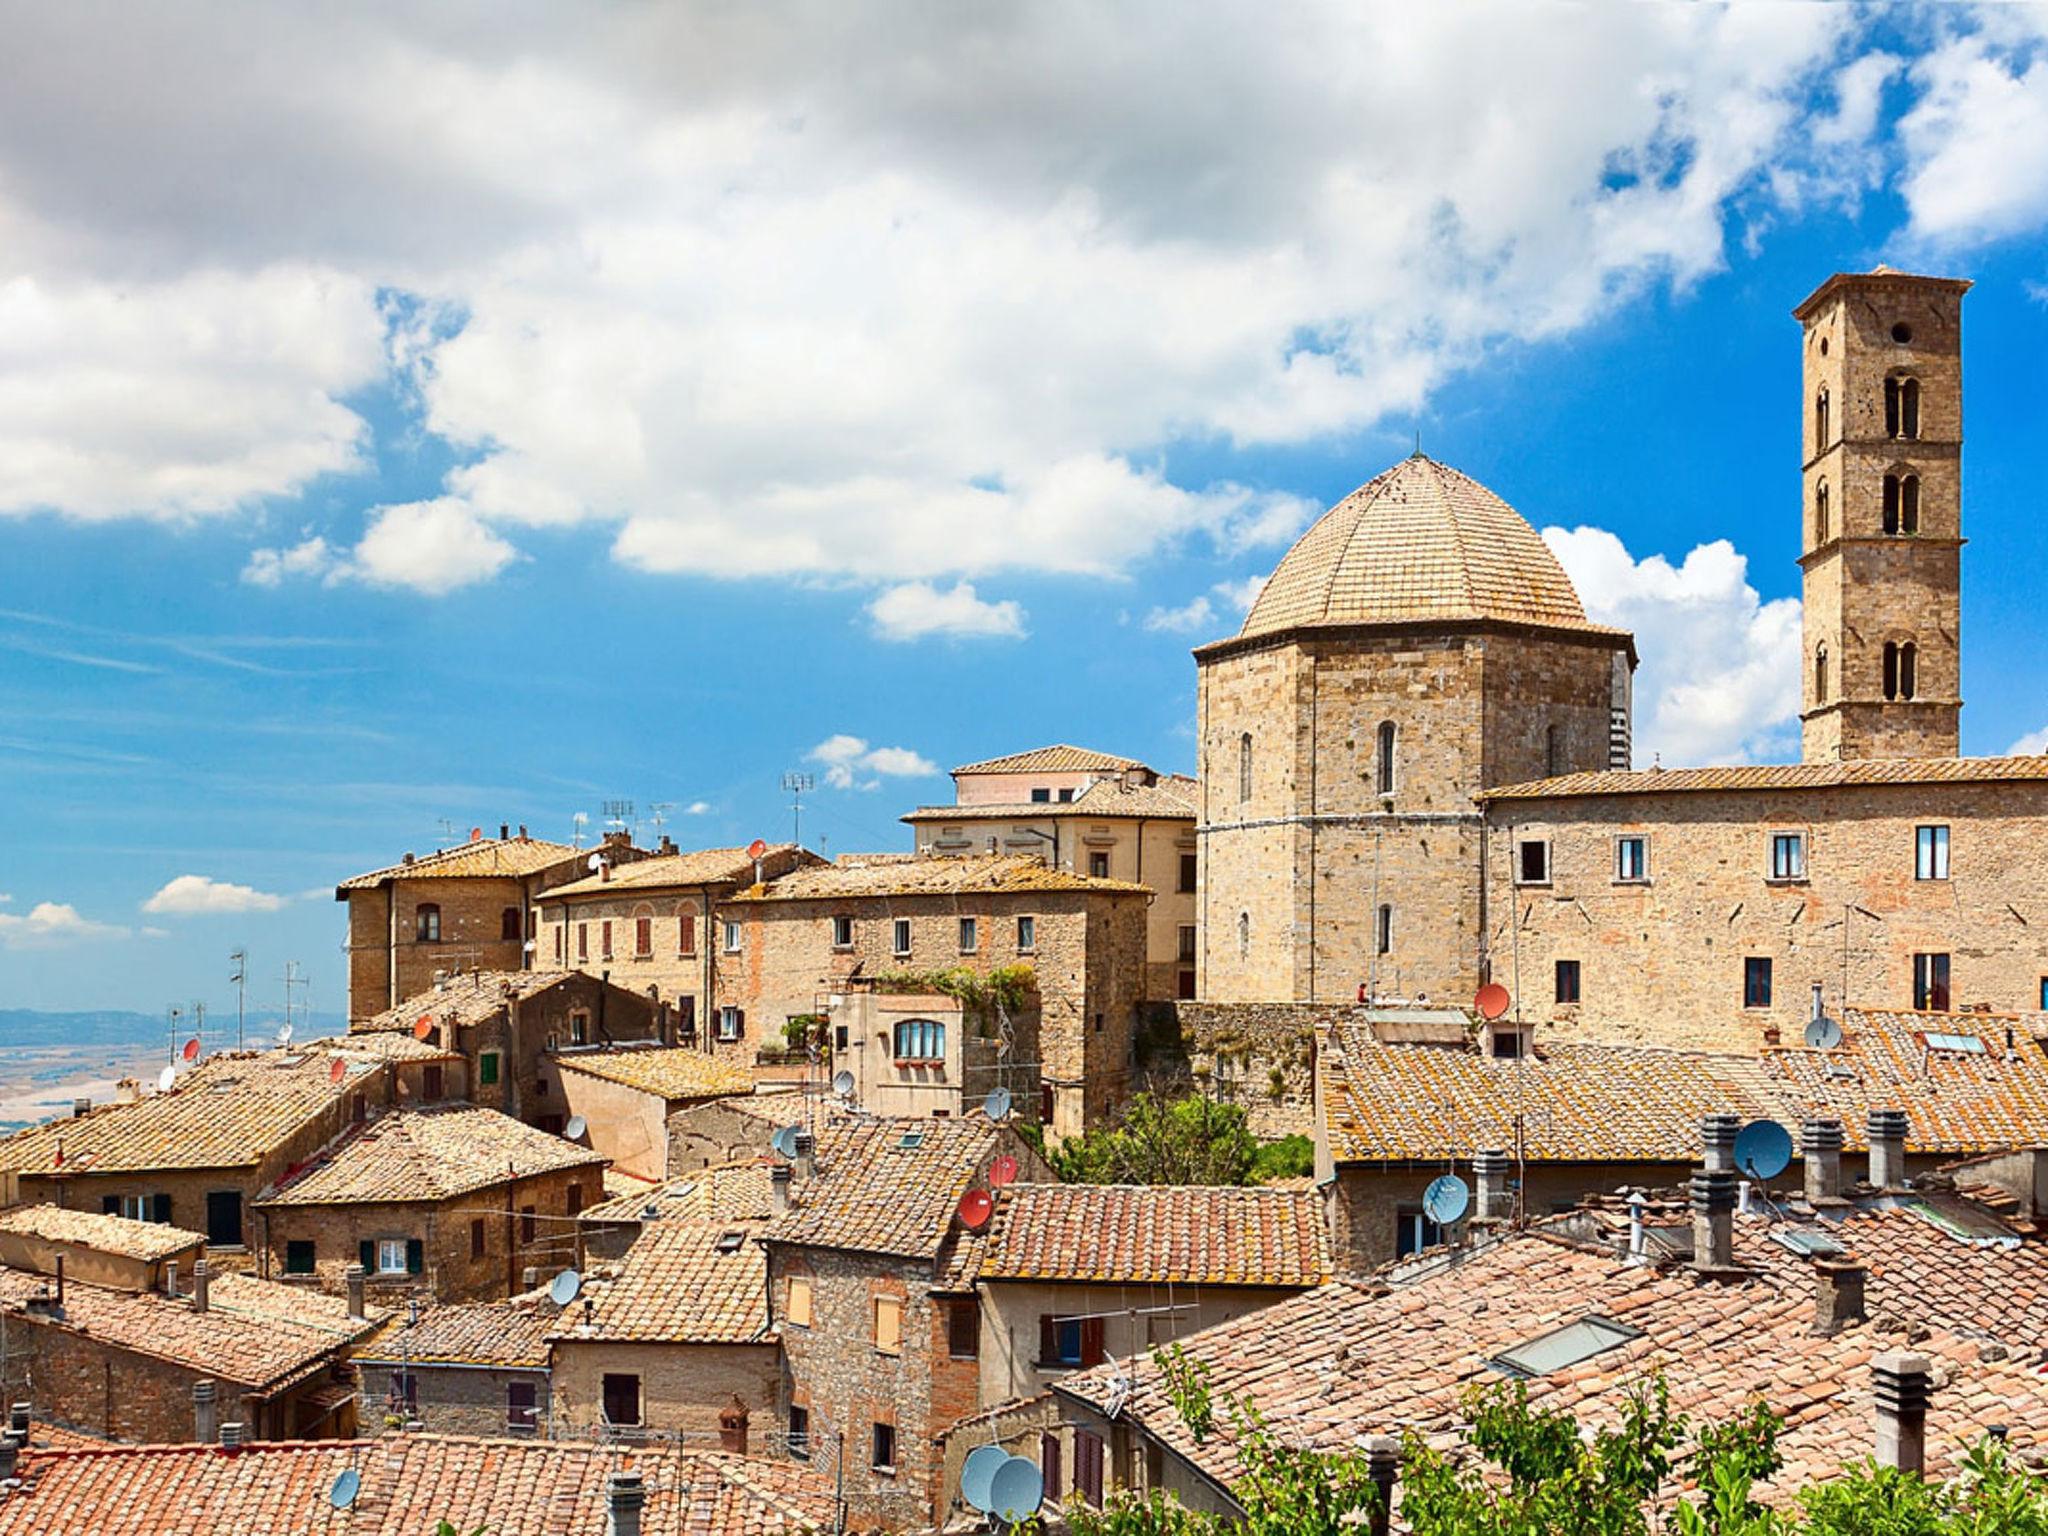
[0,1008,348,1049]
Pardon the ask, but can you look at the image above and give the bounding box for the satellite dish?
[548,1269,582,1306]
[832,1070,856,1097]
[329,1468,362,1510]
[412,1017,435,1041]
[587,853,607,871]
[1475,982,1512,1021]
[329,1057,347,1085]
[277,1023,294,1047]
[564,1114,588,1142]
[522,940,538,955]
[989,1154,1019,1189]
[771,1125,802,1160]
[1805,1015,1844,1050]
[961,1445,1008,1513]
[989,1457,1046,1522]
[181,1037,201,1063]
[156,1064,177,1093]
[1734,1120,1794,1181]
[747,838,768,860]
[1422,1173,1471,1226]
[957,1188,994,1231]
[982,1086,1013,1122]
[1104,1375,1132,1419]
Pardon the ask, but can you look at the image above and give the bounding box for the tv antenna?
[229,949,248,1051]
[779,772,814,847]
[166,1005,183,1063]
[648,801,675,838]
[436,818,458,846]
[602,799,636,838]
[571,811,590,849]
[282,961,307,1036]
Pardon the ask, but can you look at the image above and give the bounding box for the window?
[1916,825,1950,881]
[500,907,521,942]
[567,1183,584,1216]
[947,1298,979,1358]
[577,923,588,962]
[787,1276,813,1328]
[285,1240,315,1275]
[507,1381,538,1433]
[634,916,652,957]
[871,1422,897,1473]
[1238,733,1253,802]
[1913,953,1952,1011]
[1883,473,1921,535]
[893,1019,945,1061]
[1883,642,1899,699]
[1814,478,1829,545]
[1375,903,1392,956]
[1615,835,1648,882]
[1885,375,1921,439]
[1178,853,1198,893]
[1236,910,1250,960]
[1814,642,1829,704]
[602,1373,641,1427]
[716,1007,744,1043]
[958,917,977,952]
[677,912,696,955]
[388,1371,418,1412]
[831,915,853,948]
[1516,839,1550,885]
[1038,1314,1104,1367]
[1769,832,1806,881]
[1031,788,1052,804]
[1177,925,1197,963]
[521,1206,536,1244]
[600,920,613,960]
[1744,957,1773,1010]
[1555,959,1582,1005]
[376,1238,409,1275]
[723,920,742,953]
[788,1404,810,1459]
[1376,721,1396,796]
[554,924,565,962]
[1177,969,1196,1000]
[1016,915,1036,951]
[1058,787,1074,802]
[206,1189,243,1247]
[479,1051,500,1087]
[2040,977,2048,1012]
[1545,723,1563,777]
[1814,388,1830,452]
[1076,1429,1105,1507]
[569,1011,589,1045]
[1088,851,1110,879]
[1492,1315,1642,1378]
[416,904,441,943]
[1396,1207,1443,1258]
[1899,642,1917,700]
[891,918,912,956]
[874,1295,902,1355]
[423,1063,444,1100]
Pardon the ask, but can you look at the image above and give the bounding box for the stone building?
[667,1095,801,1174]
[251,1104,608,1303]
[718,855,1150,1136]
[905,746,1200,1000]
[548,1045,756,1182]
[354,1287,555,1437]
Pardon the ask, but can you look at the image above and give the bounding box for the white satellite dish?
[770,1125,803,1160]
[961,1445,1008,1513]
[989,1457,1046,1522]
[156,1064,177,1093]
[548,1269,582,1306]
[329,1469,362,1510]
[1805,1015,1844,1050]
[277,1023,294,1047]
[522,940,538,955]
[982,1086,1013,1122]
[563,1114,588,1142]
[586,853,607,871]
[1423,1174,1471,1227]
[832,1070,856,1098]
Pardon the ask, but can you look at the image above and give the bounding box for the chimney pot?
[0,1436,16,1483]
[792,1131,816,1182]
[608,1471,646,1536]
[71,1097,91,1118]
[1690,1168,1738,1272]
[1472,1148,1511,1222]
[345,1263,367,1322]
[718,1395,749,1455]
[163,1260,179,1299]
[770,1163,792,1214]
[1363,1434,1400,1536]
[500,823,510,841]
[1867,1110,1910,1190]
[523,1266,540,1291]
[193,1378,219,1443]
[192,1259,210,1314]
[1700,1114,1741,1172]
[8,1404,28,1437]
[218,1422,245,1450]
[1803,1118,1846,1204]
[1812,1259,1867,1336]
[1872,1351,1933,1475]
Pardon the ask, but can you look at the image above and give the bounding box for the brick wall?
[345,875,531,1021]
[548,1338,780,1444]
[356,1359,549,1439]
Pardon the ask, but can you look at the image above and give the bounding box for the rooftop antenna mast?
[436,818,458,847]
[602,799,636,841]
[166,1005,182,1063]
[230,949,247,1051]
[648,802,675,840]
[571,811,590,850]
[780,772,814,848]
[283,961,306,1037]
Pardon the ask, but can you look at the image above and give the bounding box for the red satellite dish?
[1475,982,1513,1021]
[329,1056,347,1085]
[988,1154,1019,1189]
[181,1037,201,1062]
[957,1188,994,1231]
[746,838,768,860]
[470,826,484,841]
[412,1017,436,1041]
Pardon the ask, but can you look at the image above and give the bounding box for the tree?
[1048,1092,1257,1184]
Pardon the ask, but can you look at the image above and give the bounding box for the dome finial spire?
[1411,429,1425,460]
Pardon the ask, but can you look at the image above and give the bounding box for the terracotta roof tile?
[311,1031,460,1063]
[0,1204,205,1264]
[358,1290,555,1369]
[979,1185,1331,1288]
[726,854,1150,902]
[255,1105,606,1207]
[952,746,1147,776]
[353,971,576,1034]
[550,1219,770,1345]
[335,836,583,891]
[903,776,1199,824]
[581,1162,778,1226]
[545,845,809,899]
[761,1116,1017,1261]
[1481,753,2048,801]
[554,1047,756,1102]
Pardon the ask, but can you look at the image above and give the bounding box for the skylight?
[1922,1032,1986,1055]
[1490,1315,1642,1378]
[1769,1228,1846,1258]
[897,1130,925,1150]
[715,1231,746,1254]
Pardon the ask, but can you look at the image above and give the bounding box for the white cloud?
[1212,574,1270,614]
[1545,526,1802,767]
[1143,596,1215,635]
[242,535,340,588]
[1898,13,2048,245]
[0,901,126,949]
[807,734,940,791]
[244,498,519,596]
[2009,726,2048,756]
[685,801,713,815]
[867,582,1026,643]
[142,874,288,915]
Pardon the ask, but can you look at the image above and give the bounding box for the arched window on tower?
[1814,643,1829,704]
[1236,911,1250,961]
[1883,474,1900,534]
[1900,473,1919,534]
[1886,376,1921,440]
[1883,641,1900,700]
[1545,723,1563,777]
[1814,478,1830,545]
[1375,904,1392,956]
[1375,721,1396,796]
[1900,642,1918,700]
[1815,388,1830,454]
[1237,733,1253,803]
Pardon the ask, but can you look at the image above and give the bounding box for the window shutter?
[151,1193,173,1224]
[405,1238,425,1274]
[1038,1315,1056,1364]
[735,1009,745,1039]
[102,1195,119,1215]
[360,1239,376,1272]
[1041,1432,1063,1501]
[1081,1315,1106,1367]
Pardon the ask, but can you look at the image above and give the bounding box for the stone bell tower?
[1796,268,1969,762]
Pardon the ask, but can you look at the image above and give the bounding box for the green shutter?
[479,1051,500,1086]
[360,1239,375,1272]
[405,1238,425,1274]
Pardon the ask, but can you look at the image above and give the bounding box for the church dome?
[1240,455,1590,638]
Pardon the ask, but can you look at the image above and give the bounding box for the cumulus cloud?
[142,874,288,915]
[867,582,1026,643]
[2009,726,2048,756]
[1145,573,1272,635]
[807,734,940,791]
[0,901,126,948]
[244,498,519,595]
[1898,12,2048,245]
[242,535,341,588]
[1545,526,1802,767]
[685,801,713,815]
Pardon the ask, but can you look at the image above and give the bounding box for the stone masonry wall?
[549,1338,780,1444]
[356,1359,551,1439]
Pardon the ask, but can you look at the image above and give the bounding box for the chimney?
[163,1260,179,1299]
[1626,1191,1647,1262]
[792,1131,815,1182]
[500,823,510,841]
[1872,1351,1933,1475]
[1803,1118,1845,1204]
[1868,1110,1909,1191]
[345,1263,367,1321]
[193,1379,218,1444]
[0,1433,18,1483]
[608,1471,646,1536]
[1472,1149,1511,1223]
[771,1163,792,1214]
[523,1266,540,1292]
[192,1259,210,1315]
[71,1098,91,1118]
[1812,1259,1867,1336]
[718,1395,749,1455]
[1690,1168,1737,1272]
[7,1405,27,1438]
[1363,1434,1400,1536]
[219,1421,245,1450]
[1701,1113,1741,1174]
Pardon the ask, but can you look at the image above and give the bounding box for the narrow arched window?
[1885,377,1899,438]
[1375,721,1396,796]
[1376,904,1392,956]
[1815,389,1830,453]
[1900,474,1919,534]
[1545,723,1563,777]
[1814,643,1829,704]
[1814,479,1830,545]
[1238,733,1252,803]
[1901,378,1920,439]
[1899,642,1918,700]
[1883,641,1900,700]
[1237,911,1250,960]
[1883,475,1900,535]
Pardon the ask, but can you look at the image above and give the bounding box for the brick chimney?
[792,1131,815,1182]
[718,1395,749,1455]
[1867,1110,1909,1190]
[1873,1352,1933,1475]
[345,1263,367,1321]
[1690,1168,1737,1272]
[1812,1259,1866,1336]
[1802,1118,1845,1204]
[1472,1149,1511,1223]
[608,1471,646,1536]
[7,1405,27,1439]
[1701,1114,1740,1173]
[193,1379,218,1444]
[192,1259,210,1314]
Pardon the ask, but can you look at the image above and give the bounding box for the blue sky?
[1,4,2046,1014]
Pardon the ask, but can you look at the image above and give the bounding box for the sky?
[1,2,2046,1016]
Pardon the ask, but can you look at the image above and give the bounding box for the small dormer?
[1480,1018,1534,1060]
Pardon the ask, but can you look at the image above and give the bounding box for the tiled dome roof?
[1240,455,1589,638]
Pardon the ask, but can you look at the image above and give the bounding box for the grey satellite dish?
[329,1469,362,1510]
[832,1070,856,1098]
[1734,1119,1794,1181]
[770,1125,802,1160]
[988,1456,1045,1522]
[277,1022,294,1047]
[1805,1015,1844,1050]
[548,1269,582,1306]
[982,1086,1013,1122]
[156,1064,177,1093]
[587,852,606,871]
[1423,1173,1471,1227]
[961,1444,1008,1512]
[563,1113,588,1142]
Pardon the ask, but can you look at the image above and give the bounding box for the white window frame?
[1915,825,1950,881]
[1614,835,1649,884]
[722,920,743,953]
[376,1238,408,1276]
[1769,832,1807,882]
[118,1194,149,1221]
[716,1007,742,1043]
[831,915,853,949]
[891,918,912,956]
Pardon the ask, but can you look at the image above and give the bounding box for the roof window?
[1490,1315,1641,1378]
[1922,1031,1985,1055]
[897,1129,926,1150]
[1768,1228,1846,1258]
[715,1231,746,1255]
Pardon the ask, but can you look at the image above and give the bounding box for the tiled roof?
[1237,456,1606,640]
[256,1105,606,1207]
[336,836,582,891]
[953,746,1147,776]
[903,775,1200,824]
[727,854,1151,902]
[550,1219,771,1345]
[0,1267,378,1391]
[0,1050,371,1176]
[358,1289,555,1369]
[0,1204,204,1264]
[1480,753,2048,801]
[582,1162,778,1226]
[1057,1220,2048,1509]
[310,1031,459,1063]
[1319,1009,2048,1163]
[353,971,574,1034]
[979,1185,1330,1288]
[0,1437,838,1536]
[545,845,807,899]
[761,1115,1012,1261]
[555,1047,756,1102]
